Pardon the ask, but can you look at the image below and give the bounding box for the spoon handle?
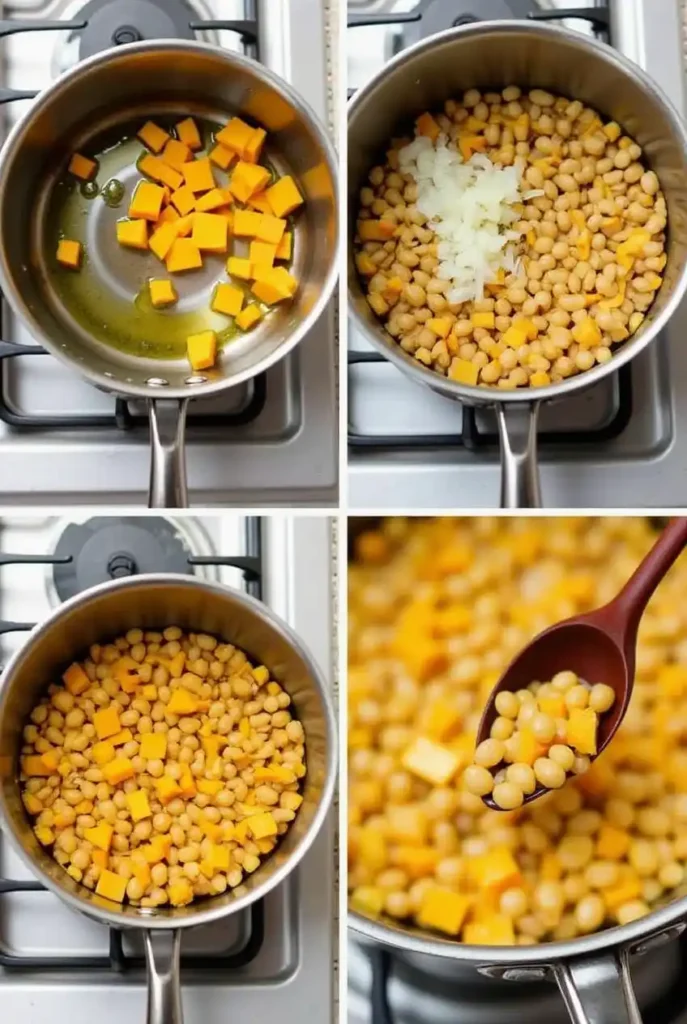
[608,517,687,641]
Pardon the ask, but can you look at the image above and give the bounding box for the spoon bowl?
[475,517,687,810]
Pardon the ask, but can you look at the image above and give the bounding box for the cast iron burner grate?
[347,1,632,454]
[0,516,265,972]
[0,1,266,432]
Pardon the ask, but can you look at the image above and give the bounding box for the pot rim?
[0,572,338,930]
[348,898,687,965]
[347,19,687,407]
[0,38,340,401]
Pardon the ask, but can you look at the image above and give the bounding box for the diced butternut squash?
[93,706,121,740]
[207,843,230,871]
[426,317,452,339]
[233,209,263,237]
[416,112,440,141]
[141,836,172,864]
[63,662,90,695]
[255,214,287,245]
[227,256,254,281]
[350,885,385,917]
[248,191,273,215]
[423,700,463,742]
[149,222,179,263]
[167,652,186,678]
[604,872,642,911]
[244,127,267,163]
[57,239,82,269]
[168,688,200,715]
[165,238,202,273]
[160,138,192,172]
[21,756,52,777]
[196,187,230,213]
[96,868,127,903]
[572,317,602,349]
[113,656,142,694]
[126,789,151,822]
[34,826,55,846]
[110,729,133,747]
[155,775,183,805]
[229,161,271,203]
[276,231,293,261]
[169,879,194,906]
[149,278,178,308]
[539,694,566,718]
[209,143,235,170]
[183,157,215,194]
[266,175,304,218]
[40,750,59,773]
[103,757,135,785]
[191,212,228,253]
[116,218,148,250]
[197,778,224,796]
[463,913,515,945]
[176,117,202,151]
[141,684,157,701]
[249,239,278,271]
[91,741,116,766]
[139,733,166,760]
[401,736,461,786]
[187,329,217,371]
[170,185,196,216]
[68,152,97,181]
[417,886,470,935]
[128,181,165,222]
[449,359,479,385]
[567,707,598,755]
[212,282,244,318]
[179,764,196,798]
[597,823,631,860]
[133,862,151,891]
[157,205,180,227]
[357,219,396,242]
[468,847,522,892]
[216,116,255,154]
[472,312,495,329]
[139,153,183,191]
[84,823,113,851]
[175,213,195,238]
[138,120,170,154]
[251,266,297,305]
[246,812,278,839]
[508,727,541,765]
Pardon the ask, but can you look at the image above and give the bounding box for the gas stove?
[0,512,336,1023]
[0,0,338,507]
[347,0,687,510]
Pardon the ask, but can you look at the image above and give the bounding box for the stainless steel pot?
[347,516,684,1023]
[0,40,339,508]
[0,574,337,1023]
[348,21,687,508]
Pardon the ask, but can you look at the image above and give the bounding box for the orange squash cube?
[463,913,515,946]
[249,239,277,271]
[246,812,278,839]
[68,152,97,181]
[57,239,82,269]
[96,868,127,903]
[170,185,196,216]
[191,212,228,252]
[468,847,522,892]
[116,218,148,250]
[418,886,470,935]
[102,757,135,786]
[235,304,262,331]
[140,732,167,760]
[128,181,165,222]
[229,161,271,203]
[149,278,178,308]
[175,213,195,238]
[244,127,267,163]
[251,266,297,305]
[176,117,202,151]
[137,120,170,154]
[93,706,121,740]
[63,662,90,695]
[155,775,183,805]
[227,256,253,280]
[21,756,53,777]
[266,175,304,218]
[160,138,192,172]
[110,728,133,747]
[157,205,180,227]
[247,191,273,215]
[165,238,203,273]
[212,282,244,318]
[401,736,461,786]
[84,823,113,851]
[139,153,183,191]
[178,764,196,799]
[186,330,217,372]
[209,143,234,170]
[567,707,598,756]
[232,209,262,237]
[126,789,152,822]
[275,231,292,261]
[196,188,230,213]
[91,740,116,766]
[216,116,254,154]
[182,157,215,194]
[255,214,287,245]
[416,112,440,141]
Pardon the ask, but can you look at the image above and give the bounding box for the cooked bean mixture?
[354,87,667,390]
[349,518,687,944]
[20,627,305,907]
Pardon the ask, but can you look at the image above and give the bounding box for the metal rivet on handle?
[146,377,169,387]
[631,924,686,957]
[478,965,551,981]
[185,375,207,385]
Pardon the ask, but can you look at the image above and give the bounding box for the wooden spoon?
[476,517,687,810]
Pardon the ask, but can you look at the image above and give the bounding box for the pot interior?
[0,575,334,927]
[0,41,338,397]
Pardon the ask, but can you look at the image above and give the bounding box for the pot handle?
[144,929,184,1024]
[148,399,190,509]
[554,949,643,1024]
[495,402,542,508]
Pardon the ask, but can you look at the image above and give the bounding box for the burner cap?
[418,0,537,36]
[77,0,195,61]
[53,517,193,601]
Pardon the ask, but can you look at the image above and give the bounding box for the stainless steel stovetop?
[0,0,338,507]
[347,0,687,510]
[0,513,336,1024]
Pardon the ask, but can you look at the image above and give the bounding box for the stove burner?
[52,517,193,601]
[418,0,537,37]
[76,0,195,60]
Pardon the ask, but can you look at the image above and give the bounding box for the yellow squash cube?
[155,775,183,805]
[275,231,292,261]
[96,869,127,903]
[91,740,116,766]
[56,239,82,269]
[63,662,90,694]
[227,256,253,281]
[140,733,167,760]
[21,756,53,777]
[248,191,273,215]
[179,764,196,798]
[209,143,235,170]
[84,823,113,851]
[463,913,515,946]
[126,789,152,822]
[160,138,192,172]
[165,238,202,273]
[191,212,228,253]
[149,278,178,309]
[216,116,255,154]
[34,826,55,846]
[183,156,216,194]
[235,304,262,331]
[472,312,495,329]
[249,239,277,272]
[137,120,170,154]
[170,185,196,216]
[68,152,97,181]
[157,205,180,227]
[229,161,271,203]
[401,736,461,786]
[567,707,598,755]
[187,330,217,371]
[417,887,471,936]
[468,847,522,891]
[139,153,183,192]
[176,117,202,151]
[168,879,193,906]
[110,728,133,747]
[207,843,230,871]
[212,282,244,318]
[244,127,267,164]
[196,187,230,213]
[251,267,296,305]
[246,812,278,839]
[116,218,148,250]
[93,706,121,740]
[102,757,135,786]
[233,209,263,237]
[197,779,224,796]
[572,317,602,349]
[426,317,452,339]
[168,688,200,715]
[175,213,195,238]
[128,181,166,222]
[266,175,304,218]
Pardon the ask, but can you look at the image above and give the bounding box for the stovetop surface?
[0,0,338,507]
[0,513,336,1024]
[347,0,687,510]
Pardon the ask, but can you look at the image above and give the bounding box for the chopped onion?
[398,135,526,304]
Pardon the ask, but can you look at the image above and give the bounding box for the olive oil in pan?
[46,115,262,361]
